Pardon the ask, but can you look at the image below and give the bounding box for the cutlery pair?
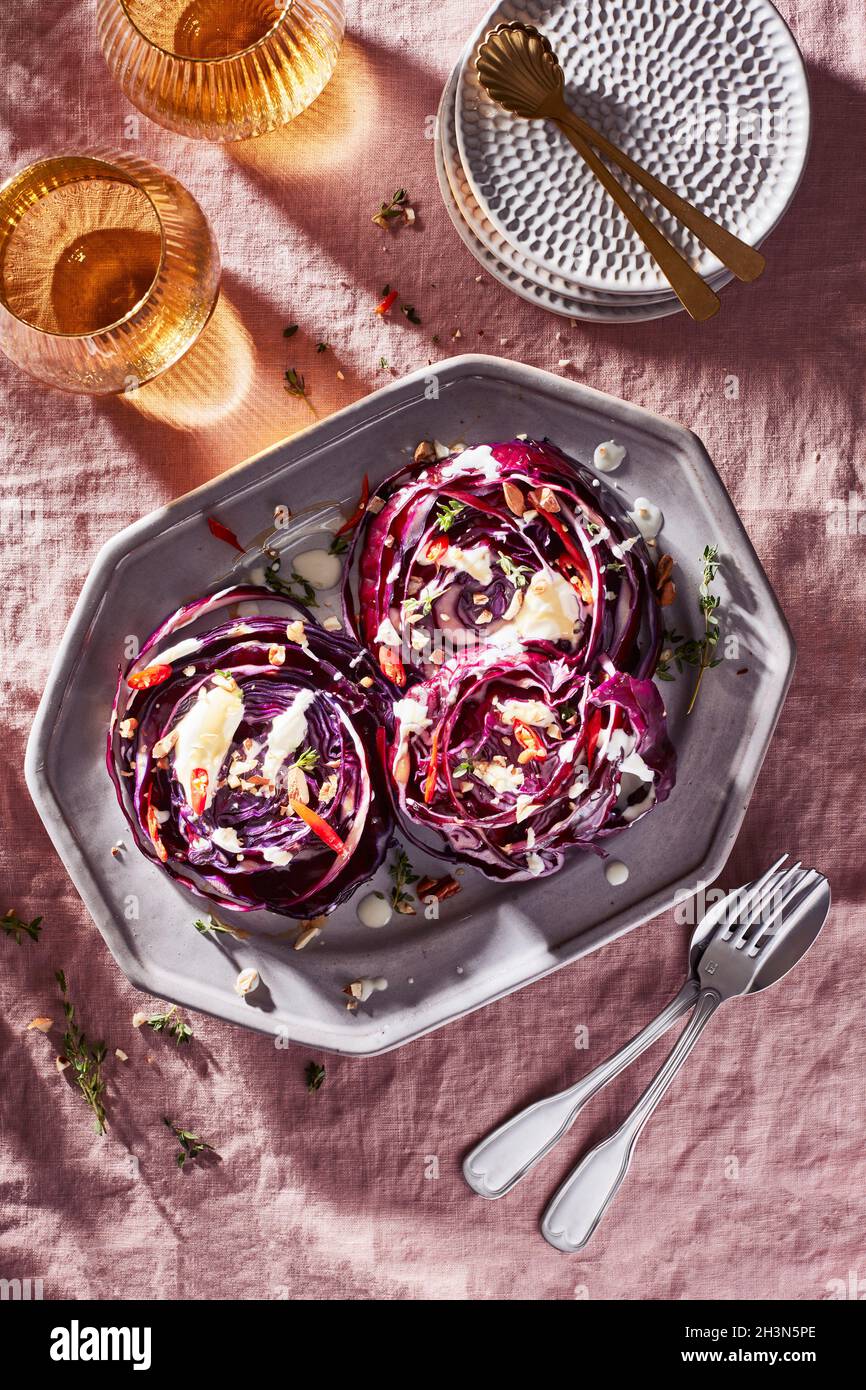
[475,23,766,321]
[463,855,830,1251]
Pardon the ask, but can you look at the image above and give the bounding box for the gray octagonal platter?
[25,355,794,1055]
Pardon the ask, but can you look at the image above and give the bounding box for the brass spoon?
[476,23,765,320]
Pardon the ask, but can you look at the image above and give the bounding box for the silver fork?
[541,864,829,1252]
[463,856,791,1200]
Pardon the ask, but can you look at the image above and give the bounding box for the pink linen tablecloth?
[1,0,864,1302]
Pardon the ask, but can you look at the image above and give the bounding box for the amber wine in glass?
[98,0,346,141]
[0,153,220,394]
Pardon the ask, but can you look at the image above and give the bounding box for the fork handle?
[462,978,699,1199]
[553,120,721,321]
[542,988,722,1252]
[557,110,765,284]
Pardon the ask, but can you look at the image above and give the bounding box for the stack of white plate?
[436,0,810,323]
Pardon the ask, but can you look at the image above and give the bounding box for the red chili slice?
[424,535,449,566]
[584,706,622,767]
[378,645,406,686]
[423,727,440,803]
[207,516,245,553]
[583,708,604,767]
[128,664,172,690]
[334,473,370,537]
[375,289,399,315]
[513,720,546,760]
[146,801,168,862]
[290,799,346,854]
[190,768,208,817]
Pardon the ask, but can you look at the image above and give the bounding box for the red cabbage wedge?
[108,586,393,917]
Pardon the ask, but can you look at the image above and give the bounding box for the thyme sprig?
[498,552,531,588]
[2,909,42,943]
[291,746,319,773]
[435,499,466,533]
[55,970,108,1135]
[655,546,722,714]
[388,848,419,912]
[144,1005,193,1046]
[264,561,318,607]
[284,367,316,416]
[163,1117,217,1169]
[194,912,248,940]
[372,188,412,228]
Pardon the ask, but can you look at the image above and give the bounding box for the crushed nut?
[415,874,460,903]
[285,620,307,646]
[413,440,437,464]
[55,1055,70,1073]
[502,481,525,515]
[234,967,260,997]
[27,1017,53,1033]
[151,728,179,759]
[528,486,560,513]
[118,718,138,740]
[359,675,375,687]
[268,644,287,666]
[654,554,674,590]
[115,1048,128,1062]
[293,925,321,951]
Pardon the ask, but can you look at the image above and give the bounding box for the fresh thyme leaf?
[163,1117,217,1169]
[388,848,419,910]
[2,909,42,943]
[559,702,578,724]
[283,324,299,338]
[264,562,318,607]
[401,304,421,325]
[305,1061,326,1093]
[328,532,350,556]
[193,913,250,942]
[291,746,319,773]
[315,342,329,353]
[145,1005,193,1046]
[497,552,531,588]
[605,560,626,574]
[435,499,466,533]
[453,756,476,778]
[55,970,108,1134]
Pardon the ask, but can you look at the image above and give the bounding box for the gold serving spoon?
[475,23,766,322]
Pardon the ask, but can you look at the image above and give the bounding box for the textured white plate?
[438,61,732,321]
[26,358,794,1055]
[456,0,810,294]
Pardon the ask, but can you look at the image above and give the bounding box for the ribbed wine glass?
[0,151,220,394]
[97,0,346,141]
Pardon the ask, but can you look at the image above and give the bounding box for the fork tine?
[717,853,788,937]
[746,870,822,956]
[728,862,802,948]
